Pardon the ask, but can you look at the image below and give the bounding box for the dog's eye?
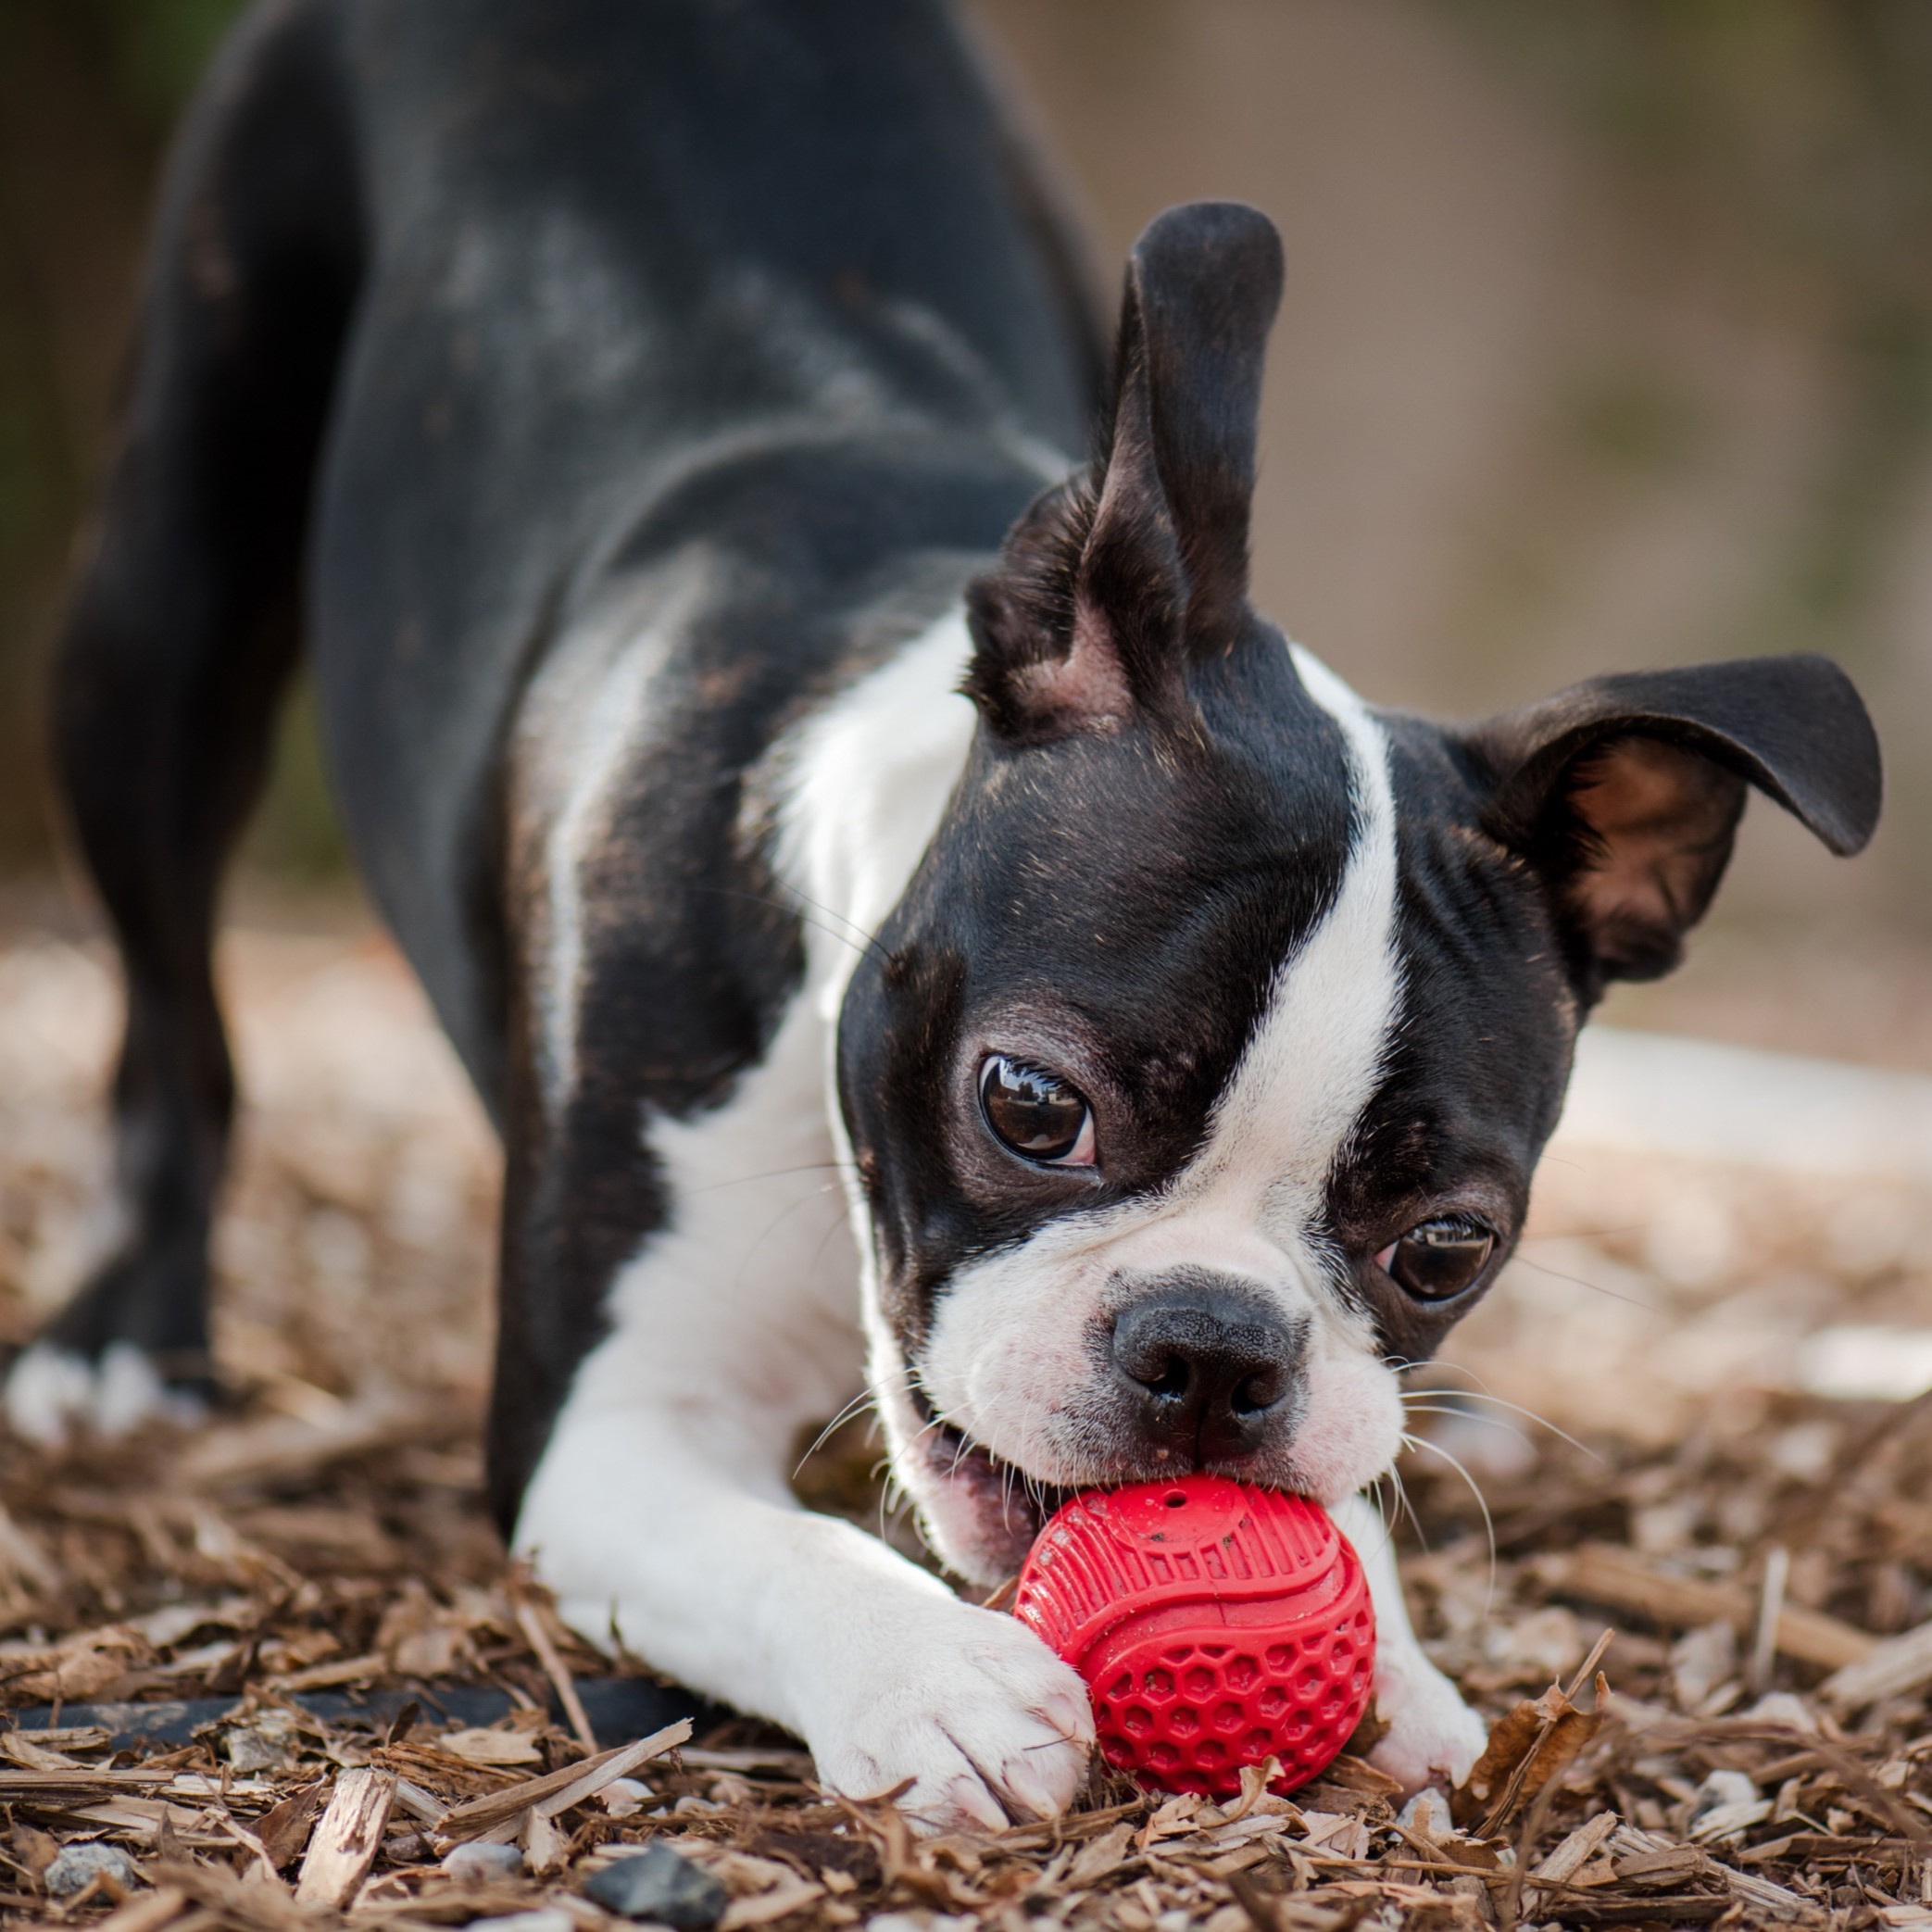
[979,1056,1095,1167]
[1375,1216,1496,1301]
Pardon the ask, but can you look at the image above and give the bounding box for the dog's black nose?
[1110,1275,1306,1464]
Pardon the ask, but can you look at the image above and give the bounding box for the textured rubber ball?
[1013,1474,1375,1797]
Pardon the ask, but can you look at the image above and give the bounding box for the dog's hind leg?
[6,6,362,1442]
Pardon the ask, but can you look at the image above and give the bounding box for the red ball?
[1013,1474,1375,1797]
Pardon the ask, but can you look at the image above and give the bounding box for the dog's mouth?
[922,1421,1083,1576]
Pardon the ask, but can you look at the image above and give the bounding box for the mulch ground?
[1,910,1928,1932]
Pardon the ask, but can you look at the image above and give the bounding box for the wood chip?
[1531,1809,1620,1886]
[89,1888,192,1932]
[519,1802,569,1877]
[0,1767,174,1799]
[1550,1894,1731,1923]
[1536,1545,1876,1670]
[1451,1678,1605,1833]
[720,1872,828,1929]
[1613,1825,1824,1926]
[434,1718,691,1843]
[1820,1617,1932,1712]
[295,1766,396,1908]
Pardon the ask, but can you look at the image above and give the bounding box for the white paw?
[1368,1643,1487,1795]
[804,1597,1095,1833]
[5,1342,204,1447]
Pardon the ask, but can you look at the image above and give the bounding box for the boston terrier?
[9,0,1880,1829]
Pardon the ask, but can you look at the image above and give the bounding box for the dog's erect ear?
[965,201,1284,742]
[1465,653,1881,993]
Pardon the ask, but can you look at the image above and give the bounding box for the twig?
[515,1599,596,1753]
[1751,1546,1790,1692]
[435,1718,691,1844]
[1566,1628,1616,1701]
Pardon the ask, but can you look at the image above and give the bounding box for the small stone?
[1396,1786,1453,1839]
[223,1722,297,1775]
[44,1843,142,1899]
[443,1841,525,1880]
[584,1843,727,1927]
[1739,1689,1817,1733]
[1691,1767,1757,1817]
[462,1912,572,1932]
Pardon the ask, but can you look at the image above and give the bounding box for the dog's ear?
[1465,654,1881,993]
[965,201,1283,741]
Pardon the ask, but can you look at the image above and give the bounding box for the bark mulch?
[0,922,1927,1931]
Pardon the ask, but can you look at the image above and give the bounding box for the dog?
[9,0,1881,1830]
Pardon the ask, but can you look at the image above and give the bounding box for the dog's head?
[835,202,1881,1583]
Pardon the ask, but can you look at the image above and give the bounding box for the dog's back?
[287,0,1102,1084]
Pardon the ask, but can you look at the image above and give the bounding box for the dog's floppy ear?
[965,201,1283,742]
[1465,653,1881,994]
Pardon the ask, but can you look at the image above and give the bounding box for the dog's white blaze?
[1193,644,1405,1232]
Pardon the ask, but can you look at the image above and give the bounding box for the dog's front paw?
[807,1597,1094,1833]
[1367,1643,1487,1795]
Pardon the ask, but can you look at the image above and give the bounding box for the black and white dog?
[12,0,1880,1830]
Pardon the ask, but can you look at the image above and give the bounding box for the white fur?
[772,607,981,1020]
[5,1341,204,1446]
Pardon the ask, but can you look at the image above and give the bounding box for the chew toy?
[1013,1474,1374,1796]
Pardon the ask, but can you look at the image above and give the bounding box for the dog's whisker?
[1353,1484,1402,1568]
[1401,1389,1605,1463]
[691,883,891,968]
[1400,1429,1497,1613]
[775,882,885,953]
[874,1462,904,1546]
[1507,1253,1664,1314]
[688,1160,857,1196]
[1401,1402,1532,1441]
[1386,1462,1427,1555]
[792,1387,884,1479]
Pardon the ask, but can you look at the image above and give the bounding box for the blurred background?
[4,0,1931,1004]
